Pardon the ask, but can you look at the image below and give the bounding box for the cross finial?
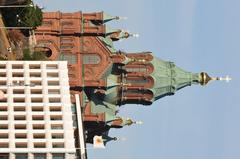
[134,121,143,125]
[130,33,140,38]
[116,16,128,20]
[219,75,232,83]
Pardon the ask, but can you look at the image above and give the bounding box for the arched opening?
[45,48,52,58]
[34,47,53,59]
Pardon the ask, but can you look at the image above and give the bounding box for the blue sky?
[34,0,240,159]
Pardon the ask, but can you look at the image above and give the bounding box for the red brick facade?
[35,11,155,123]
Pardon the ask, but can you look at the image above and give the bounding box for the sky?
[33,0,240,159]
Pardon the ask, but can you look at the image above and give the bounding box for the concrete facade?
[0,61,75,159]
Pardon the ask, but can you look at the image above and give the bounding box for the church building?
[33,11,229,158]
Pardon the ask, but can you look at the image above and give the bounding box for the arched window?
[126,78,148,84]
[83,54,101,64]
[58,53,77,64]
[125,67,147,73]
[42,20,52,26]
[61,21,73,26]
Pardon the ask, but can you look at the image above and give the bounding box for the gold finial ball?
[126,118,134,126]
[200,72,232,86]
[200,72,212,86]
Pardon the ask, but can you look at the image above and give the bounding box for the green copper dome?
[150,57,201,101]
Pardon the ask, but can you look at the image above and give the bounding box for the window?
[34,154,46,159]
[14,115,26,120]
[15,124,26,130]
[0,106,7,111]
[33,124,44,130]
[46,64,58,69]
[0,143,8,148]
[72,115,77,127]
[0,125,8,129]
[83,54,100,64]
[60,37,73,44]
[29,64,40,69]
[15,133,27,139]
[52,154,64,159]
[33,134,45,139]
[32,107,43,112]
[48,81,59,86]
[16,153,28,159]
[47,72,58,78]
[13,89,24,94]
[0,133,8,138]
[12,64,23,69]
[0,64,6,69]
[125,67,147,73]
[0,154,8,159]
[71,104,76,113]
[30,72,41,77]
[48,89,60,94]
[15,143,27,148]
[50,115,62,121]
[31,98,43,103]
[0,72,6,77]
[61,21,73,26]
[49,98,61,103]
[34,143,46,148]
[32,115,44,121]
[14,107,25,111]
[52,143,64,148]
[58,53,77,64]
[12,72,24,77]
[0,81,6,85]
[42,20,52,26]
[126,78,148,84]
[60,45,74,50]
[50,106,61,112]
[30,81,42,86]
[51,124,63,130]
[0,115,7,120]
[52,133,64,139]
[31,89,42,94]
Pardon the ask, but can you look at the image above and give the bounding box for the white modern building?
[0,61,76,159]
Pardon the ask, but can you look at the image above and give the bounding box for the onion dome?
[149,57,201,100]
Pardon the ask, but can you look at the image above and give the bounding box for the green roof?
[150,57,201,101]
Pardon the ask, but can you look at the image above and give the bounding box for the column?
[9,153,14,159]
[41,62,51,153]
[24,62,33,154]
[58,62,75,153]
[7,62,14,154]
